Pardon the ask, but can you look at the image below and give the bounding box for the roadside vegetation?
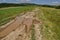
[36,7,60,40]
[0,6,35,26]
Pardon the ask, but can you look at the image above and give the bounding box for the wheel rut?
[0,8,42,40]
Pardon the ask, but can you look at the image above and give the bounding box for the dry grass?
[36,7,60,40]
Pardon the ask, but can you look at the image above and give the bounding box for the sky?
[0,0,60,5]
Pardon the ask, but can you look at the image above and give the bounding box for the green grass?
[36,7,60,40]
[31,25,35,40]
[1,6,60,40]
[0,6,35,26]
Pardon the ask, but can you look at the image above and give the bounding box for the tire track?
[0,8,41,40]
[34,21,42,40]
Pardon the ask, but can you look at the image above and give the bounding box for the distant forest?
[0,3,60,9]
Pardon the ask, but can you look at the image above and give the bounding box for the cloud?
[26,0,31,1]
[2,0,4,1]
[21,0,31,3]
[52,1,59,4]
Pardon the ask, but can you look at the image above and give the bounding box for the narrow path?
[0,8,42,40]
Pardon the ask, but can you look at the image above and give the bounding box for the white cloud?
[52,1,59,4]
[26,0,31,1]
[21,0,31,3]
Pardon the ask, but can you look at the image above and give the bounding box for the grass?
[36,7,60,40]
[1,6,60,40]
[31,25,35,40]
[0,6,35,26]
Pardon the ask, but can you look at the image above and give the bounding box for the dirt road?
[0,8,42,40]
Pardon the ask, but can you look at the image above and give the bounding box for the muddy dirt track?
[0,8,42,40]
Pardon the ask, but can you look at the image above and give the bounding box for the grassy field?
[36,7,60,40]
[0,6,60,40]
[0,6,35,26]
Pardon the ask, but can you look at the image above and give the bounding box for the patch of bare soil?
[0,8,42,40]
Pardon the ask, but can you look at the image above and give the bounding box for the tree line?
[0,3,39,8]
[40,5,60,9]
[0,3,60,9]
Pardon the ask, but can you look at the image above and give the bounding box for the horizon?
[0,0,60,5]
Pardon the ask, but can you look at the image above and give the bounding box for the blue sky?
[0,0,60,5]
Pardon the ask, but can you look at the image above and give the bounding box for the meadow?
[36,7,60,40]
[0,5,60,40]
[0,6,35,26]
